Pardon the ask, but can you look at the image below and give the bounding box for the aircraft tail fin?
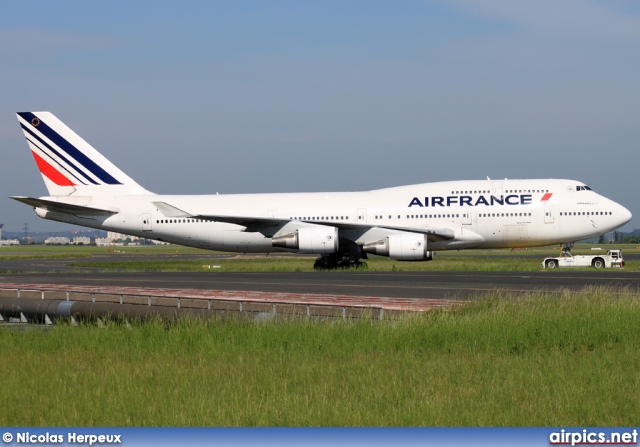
[16,112,151,197]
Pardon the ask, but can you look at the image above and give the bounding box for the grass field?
[2,243,639,272]
[25,243,630,272]
[68,255,640,272]
[1,287,639,426]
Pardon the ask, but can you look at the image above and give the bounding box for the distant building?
[72,236,91,245]
[44,237,71,245]
[93,232,168,246]
[94,237,109,247]
[0,239,19,246]
[107,231,139,242]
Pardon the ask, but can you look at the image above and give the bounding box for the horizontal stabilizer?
[10,196,117,217]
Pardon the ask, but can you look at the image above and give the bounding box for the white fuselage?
[35,178,632,254]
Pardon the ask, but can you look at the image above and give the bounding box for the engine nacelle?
[272,226,339,254]
[363,233,433,261]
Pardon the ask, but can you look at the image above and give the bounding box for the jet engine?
[272,226,339,254]
[362,233,433,261]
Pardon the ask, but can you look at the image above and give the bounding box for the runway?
[1,253,638,300]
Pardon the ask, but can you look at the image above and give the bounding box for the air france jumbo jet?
[12,112,632,269]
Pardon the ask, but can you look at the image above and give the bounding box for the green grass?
[0,253,92,260]
[69,254,640,272]
[0,244,210,260]
[2,243,638,272]
[1,287,639,426]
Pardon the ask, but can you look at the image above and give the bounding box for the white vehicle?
[542,249,625,269]
[11,112,633,269]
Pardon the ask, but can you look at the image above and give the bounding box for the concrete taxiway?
[1,252,638,302]
[1,267,639,301]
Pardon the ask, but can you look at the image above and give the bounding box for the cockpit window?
[576,185,593,191]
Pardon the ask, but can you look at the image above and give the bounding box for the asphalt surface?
[1,253,638,300]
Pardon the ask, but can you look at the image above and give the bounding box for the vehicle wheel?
[592,258,604,269]
[546,259,558,269]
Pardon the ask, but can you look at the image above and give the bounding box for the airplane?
[11,111,632,269]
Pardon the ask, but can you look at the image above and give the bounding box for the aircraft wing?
[357,223,455,241]
[153,201,455,242]
[10,196,117,218]
[195,215,455,242]
[153,201,288,227]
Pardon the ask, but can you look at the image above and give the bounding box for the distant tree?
[598,235,605,244]
[622,235,640,244]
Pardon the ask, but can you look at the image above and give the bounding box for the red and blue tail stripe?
[30,150,76,187]
[17,112,122,186]
[22,124,89,186]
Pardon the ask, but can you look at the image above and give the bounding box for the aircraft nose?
[621,206,632,225]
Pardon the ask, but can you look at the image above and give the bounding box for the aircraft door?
[462,208,472,225]
[142,213,152,231]
[357,208,367,224]
[544,205,554,224]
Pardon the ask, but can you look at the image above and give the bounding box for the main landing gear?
[313,253,367,270]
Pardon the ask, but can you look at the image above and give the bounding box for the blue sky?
[1,1,639,233]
